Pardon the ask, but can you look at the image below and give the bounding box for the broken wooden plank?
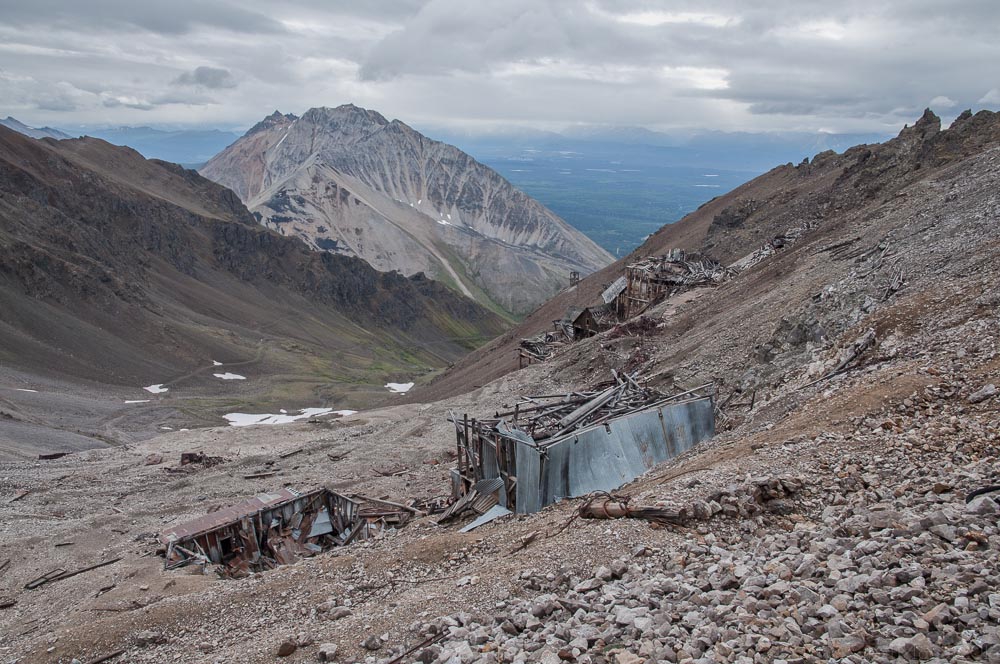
[83,650,125,664]
[243,471,277,479]
[8,489,30,503]
[351,494,427,516]
[25,568,66,590]
[25,558,122,590]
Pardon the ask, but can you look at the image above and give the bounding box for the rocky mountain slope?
[0,125,506,451]
[1,110,998,664]
[200,105,612,316]
[415,108,1000,402]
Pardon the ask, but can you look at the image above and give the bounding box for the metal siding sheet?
[526,397,714,512]
[515,442,543,514]
[480,443,500,480]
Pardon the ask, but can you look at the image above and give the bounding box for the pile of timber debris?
[491,370,680,442]
[617,249,733,318]
[517,328,570,368]
[628,249,731,289]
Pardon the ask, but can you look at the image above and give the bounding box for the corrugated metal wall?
[513,396,714,513]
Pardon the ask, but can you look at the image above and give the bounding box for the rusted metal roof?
[160,487,303,544]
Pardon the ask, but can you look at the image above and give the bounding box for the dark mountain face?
[0,125,507,388]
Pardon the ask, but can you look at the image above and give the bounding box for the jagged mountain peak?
[247,110,298,136]
[201,105,612,315]
[302,104,391,127]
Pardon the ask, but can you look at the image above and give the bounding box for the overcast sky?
[0,0,997,134]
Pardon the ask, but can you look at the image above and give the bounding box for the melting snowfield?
[213,373,246,380]
[143,384,168,394]
[223,408,357,427]
[385,382,414,394]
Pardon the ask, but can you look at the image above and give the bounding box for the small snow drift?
[124,400,150,404]
[385,382,414,394]
[214,373,246,380]
[144,384,168,394]
[14,388,38,393]
[212,360,223,366]
[223,408,357,427]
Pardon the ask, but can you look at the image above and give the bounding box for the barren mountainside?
[200,105,613,315]
[0,125,506,444]
[416,108,1000,401]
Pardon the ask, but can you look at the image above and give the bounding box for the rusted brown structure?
[160,487,361,575]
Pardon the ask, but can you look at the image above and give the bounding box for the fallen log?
[579,496,685,527]
[84,650,125,664]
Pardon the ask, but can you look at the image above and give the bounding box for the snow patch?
[275,131,289,148]
[15,388,38,393]
[124,400,150,404]
[144,384,168,394]
[703,174,719,177]
[417,199,422,204]
[385,382,414,394]
[447,214,451,219]
[437,219,452,226]
[224,408,357,427]
[212,360,223,366]
[214,373,246,380]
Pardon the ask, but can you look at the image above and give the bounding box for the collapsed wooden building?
[447,373,715,515]
[616,249,731,319]
[160,487,365,576]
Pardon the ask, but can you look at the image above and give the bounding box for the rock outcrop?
[201,105,613,315]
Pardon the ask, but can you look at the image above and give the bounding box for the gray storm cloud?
[172,66,238,89]
[0,0,996,132]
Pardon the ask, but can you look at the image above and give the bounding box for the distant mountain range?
[2,112,895,257]
[201,105,613,316]
[69,125,241,166]
[0,116,71,140]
